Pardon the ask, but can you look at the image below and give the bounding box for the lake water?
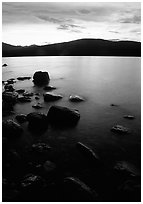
[2,56,141,180]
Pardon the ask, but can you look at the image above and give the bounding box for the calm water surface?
[2,56,141,169]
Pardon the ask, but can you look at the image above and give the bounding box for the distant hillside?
[2,39,141,57]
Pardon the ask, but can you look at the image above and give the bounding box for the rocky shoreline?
[2,71,141,202]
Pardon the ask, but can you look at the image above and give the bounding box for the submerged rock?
[15,114,27,123]
[43,85,56,91]
[4,84,15,92]
[77,142,101,165]
[17,76,31,80]
[63,177,98,201]
[3,119,23,138]
[111,125,129,134]
[43,92,63,102]
[47,105,80,126]
[123,115,135,120]
[69,95,84,102]
[110,103,118,107]
[2,63,8,67]
[32,143,51,153]
[2,91,18,104]
[17,96,31,103]
[33,71,50,86]
[27,112,48,132]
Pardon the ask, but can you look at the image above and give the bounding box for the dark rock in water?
[15,89,25,94]
[111,125,129,134]
[27,112,48,132]
[114,161,140,177]
[4,84,15,92]
[3,119,23,138]
[47,105,80,126]
[123,115,135,120]
[2,91,18,104]
[43,85,56,91]
[110,103,118,107]
[23,92,34,97]
[21,174,44,191]
[17,96,31,103]
[43,92,63,102]
[35,93,40,96]
[7,78,16,84]
[17,76,31,80]
[2,63,8,67]
[43,160,56,173]
[63,177,98,201]
[32,143,51,153]
[33,71,50,86]
[77,142,101,166]
[15,114,27,123]
[69,95,84,102]
[32,103,43,109]
[35,96,40,100]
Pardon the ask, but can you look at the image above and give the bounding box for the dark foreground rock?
[43,85,56,91]
[15,114,27,123]
[69,95,84,102]
[3,119,23,138]
[111,125,129,134]
[27,112,48,132]
[77,142,101,166]
[33,71,50,86]
[2,91,18,104]
[123,115,135,119]
[43,92,63,102]
[17,76,31,80]
[47,105,80,126]
[63,177,98,201]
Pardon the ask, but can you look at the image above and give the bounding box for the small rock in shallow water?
[2,63,8,67]
[3,119,23,138]
[43,92,63,102]
[63,177,98,201]
[32,143,51,153]
[15,114,27,123]
[47,105,80,126]
[43,85,56,91]
[123,115,135,119]
[35,96,40,100]
[17,76,31,80]
[69,95,84,102]
[111,125,129,134]
[32,103,43,109]
[15,89,25,94]
[17,96,31,103]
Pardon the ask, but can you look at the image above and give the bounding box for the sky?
[2,2,141,46]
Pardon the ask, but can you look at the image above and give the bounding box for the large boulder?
[3,119,23,138]
[27,112,48,132]
[43,92,63,102]
[47,105,80,126]
[33,71,50,86]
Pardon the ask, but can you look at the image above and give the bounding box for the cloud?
[120,14,141,24]
[109,31,120,34]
